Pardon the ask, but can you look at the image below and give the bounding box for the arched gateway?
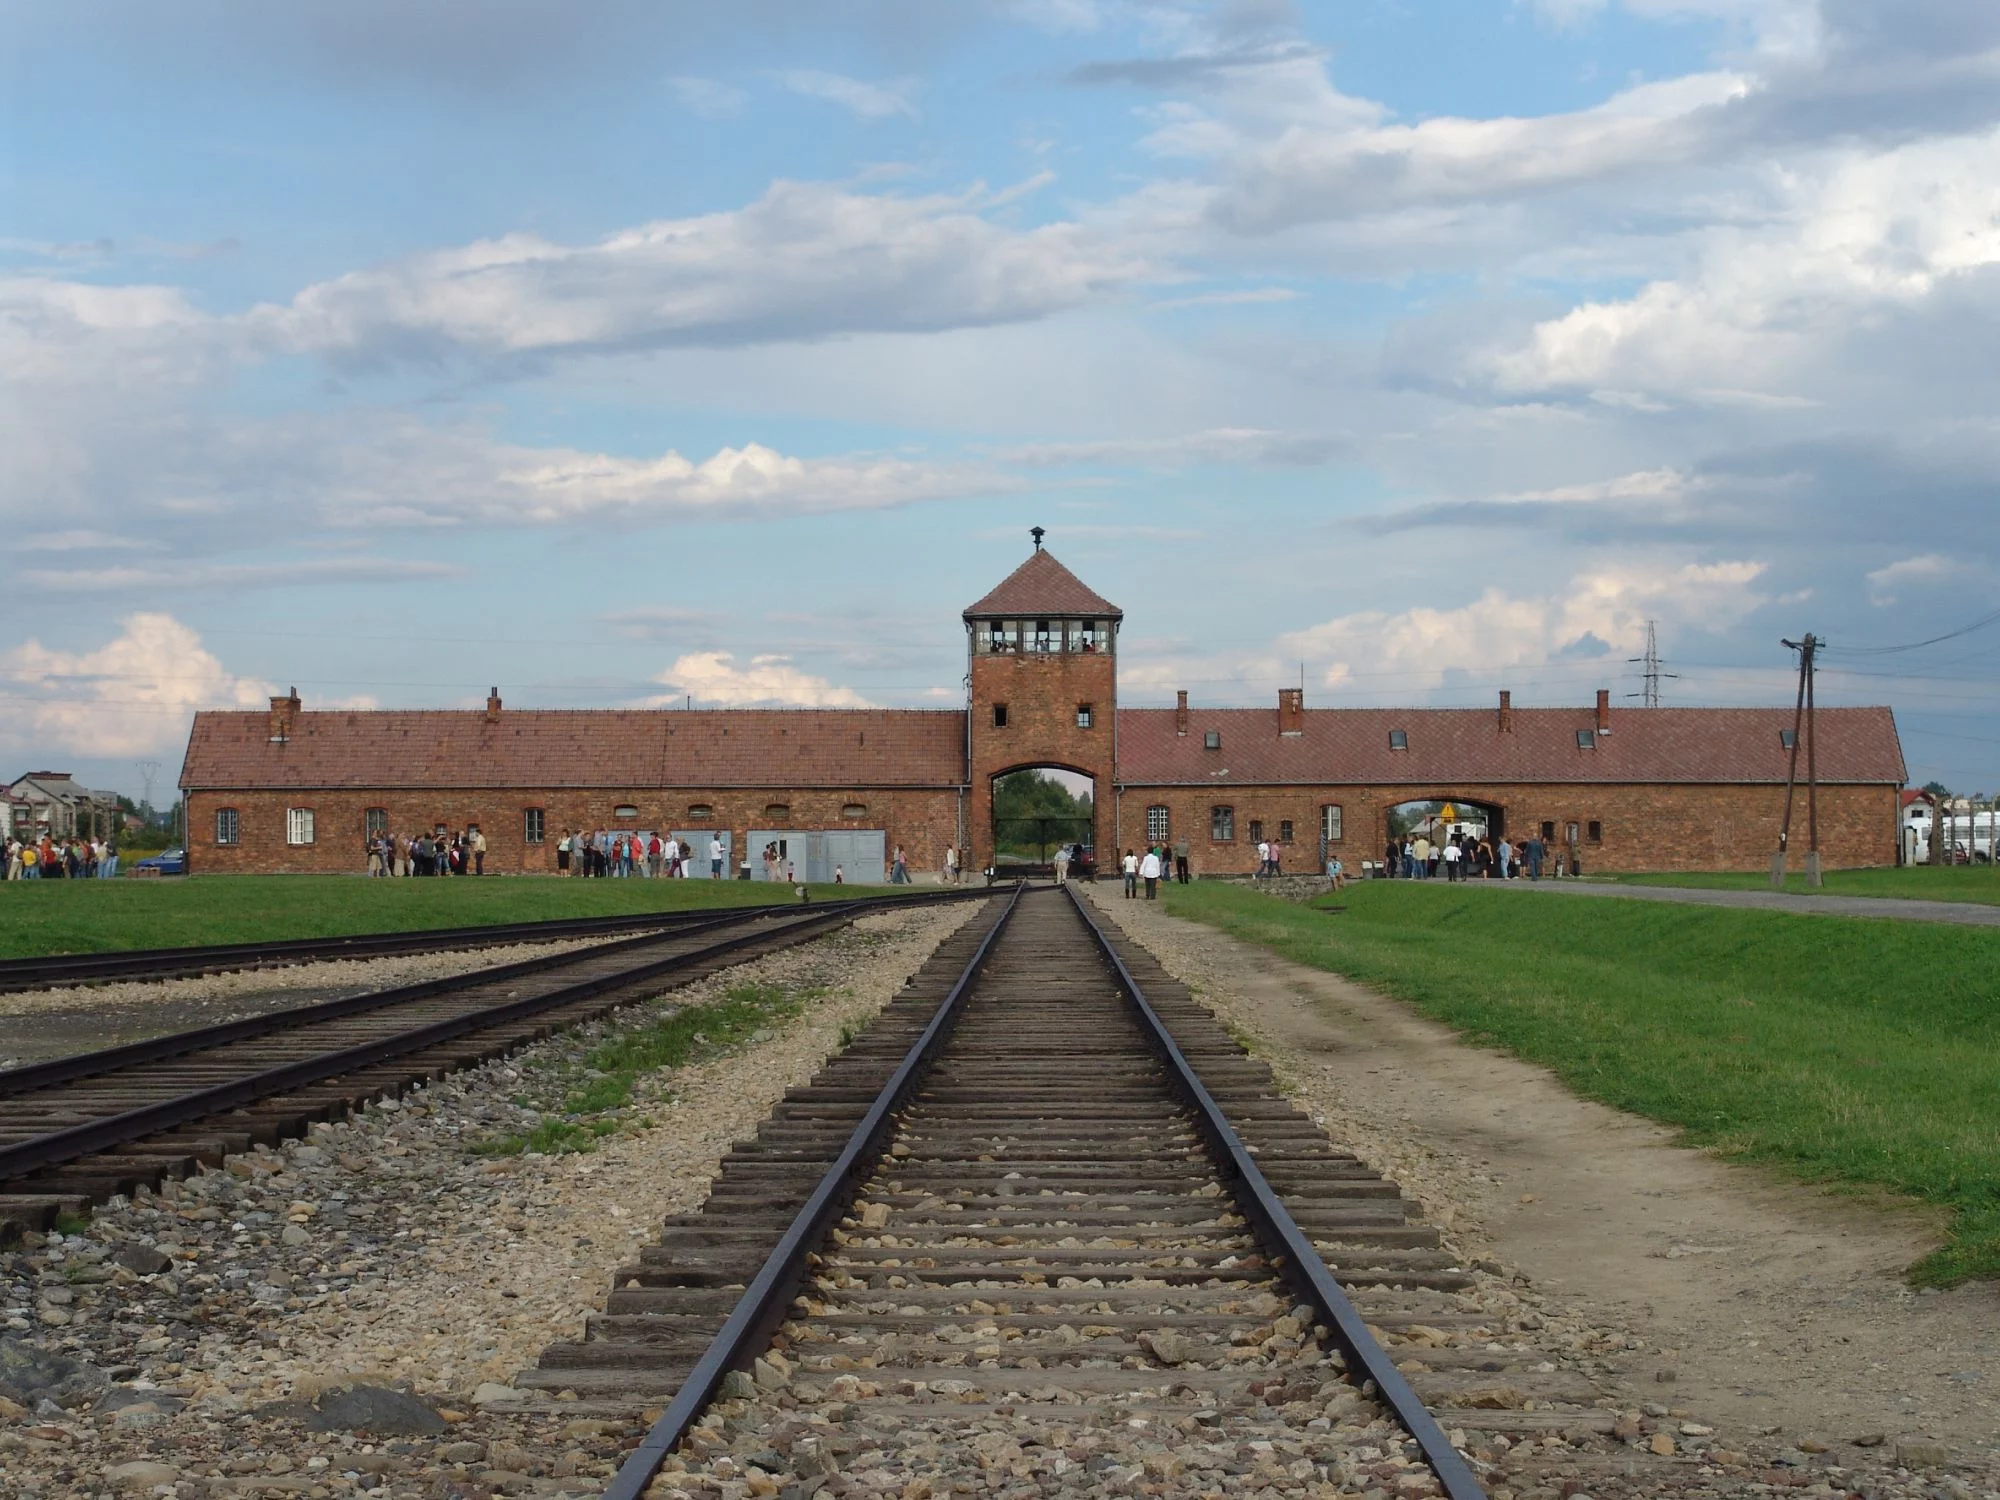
[180,535,1905,877]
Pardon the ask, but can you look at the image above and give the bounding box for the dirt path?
[1087,888,2000,1475]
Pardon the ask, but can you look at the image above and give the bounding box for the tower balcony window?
[973,618,1114,655]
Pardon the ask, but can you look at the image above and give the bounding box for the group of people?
[367,827,486,877]
[3,834,119,880]
[1119,838,1191,898]
[557,831,725,879]
[1382,829,1567,881]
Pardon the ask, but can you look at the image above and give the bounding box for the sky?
[3,0,1999,802]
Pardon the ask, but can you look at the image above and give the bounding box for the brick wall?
[967,647,1118,869]
[1112,781,1900,874]
[185,787,966,877]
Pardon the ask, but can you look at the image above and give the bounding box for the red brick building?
[180,544,1907,877]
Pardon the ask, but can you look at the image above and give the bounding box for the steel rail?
[0,906,754,994]
[0,888,991,1185]
[599,885,1025,1500]
[0,889,987,1098]
[1063,885,1488,1500]
[0,909,786,1099]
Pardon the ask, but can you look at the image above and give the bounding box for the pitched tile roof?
[1114,705,1906,787]
[963,549,1122,620]
[180,709,970,791]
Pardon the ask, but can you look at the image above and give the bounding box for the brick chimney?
[1595,688,1611,734]
[1498,690,1513,734]
[1175,690,1189,737]
[1278,687,1305,736]
[268,687,301,743]
[485,686,503,724]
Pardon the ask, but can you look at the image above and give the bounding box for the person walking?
[1443,838,1462,882]
[1172,834,1189,885]
[892,844,909,884]
[471,825,487,876]
[1139,846,1161,900]
[943,844,959,884]
[1497,836,1514,880]
[1052,843,1070,886]
[709,834,725,879]
[1121,848,1138,898]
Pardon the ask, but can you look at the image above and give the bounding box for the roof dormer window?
[1388,729,1408,751]
[1203,730,1221,750]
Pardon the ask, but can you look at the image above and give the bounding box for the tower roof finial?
[1030,525,1045,551]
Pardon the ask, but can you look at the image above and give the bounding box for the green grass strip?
[1161,880,2000,1285]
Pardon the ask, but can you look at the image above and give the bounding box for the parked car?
[134,848,187,876]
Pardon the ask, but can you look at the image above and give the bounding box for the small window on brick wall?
[215,807,240,846]
[993,703,1009,728]
[1279,819,1294,843]
[1146,805,1170,841]
[1320,804,1342,843]
[765,803,791,821]
[286,807,315,846]
[1210,806,1234,841]
[687,803,714,819]
[1540,820,1556,841]
[365,807,388,838]
[1248,819,1264,844]
[842,802,868,819]
[524,808,545,844]
[1076,703,1093,729]
[1588,820,1604,844]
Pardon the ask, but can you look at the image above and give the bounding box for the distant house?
[4,772,120,839]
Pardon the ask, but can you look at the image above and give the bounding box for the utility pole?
[135,760,160,822]
[1774,634,1820,887]
[1626,620,1677,707]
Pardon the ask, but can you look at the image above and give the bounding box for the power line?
[1624,620,1678,707]
[1822,605,2000,657]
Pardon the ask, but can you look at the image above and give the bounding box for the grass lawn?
[1163,879,2000,1285]
[0,876,904,959]
[1618,866,2000,905]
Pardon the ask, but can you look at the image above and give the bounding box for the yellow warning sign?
[1440,803,1457,822]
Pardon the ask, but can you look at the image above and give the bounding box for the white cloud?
[776,69,918,120]
[995,426,1341,467]
[1147,286,1300,311]
[256,180,1147,365]
[1479,130,2000,401]
[17,558,462,590]
[1865,552,1973,604]
[651,651,872,708]
[0,613,271,758]
[669,75,748,118]
[1207,70,1752,233]
[1280,560,1770,690]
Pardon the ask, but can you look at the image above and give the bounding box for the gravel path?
[0,937,614,1069]
[0,901,976,1499]
[1491,878,2000,926]
[1082,885,2000,1500]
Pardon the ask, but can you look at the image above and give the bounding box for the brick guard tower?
[964,532,1121,872]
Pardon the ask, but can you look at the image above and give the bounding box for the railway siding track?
[0,892,987,1240]
[0,901,814,995]
[509,887,1630,1499]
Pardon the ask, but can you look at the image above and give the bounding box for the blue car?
[134,848,187,876]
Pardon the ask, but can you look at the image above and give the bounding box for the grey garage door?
[745,829,885,885]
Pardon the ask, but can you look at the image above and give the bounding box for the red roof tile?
[1114,705,1906,786]
[180,709,970,791]
[963,549,1122,620]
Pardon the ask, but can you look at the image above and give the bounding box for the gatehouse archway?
[989,765,1097,879]
[1382,796,1505,878]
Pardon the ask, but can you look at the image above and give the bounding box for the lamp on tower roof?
[1030,526,1045,552]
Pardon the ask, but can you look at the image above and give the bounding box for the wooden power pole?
[1774,634,1821,888]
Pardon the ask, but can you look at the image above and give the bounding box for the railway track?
[0,899,826,995]
[522,886,1521,1500]
[0,889,987,1240]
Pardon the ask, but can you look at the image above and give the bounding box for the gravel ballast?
[0,901,976,1499]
